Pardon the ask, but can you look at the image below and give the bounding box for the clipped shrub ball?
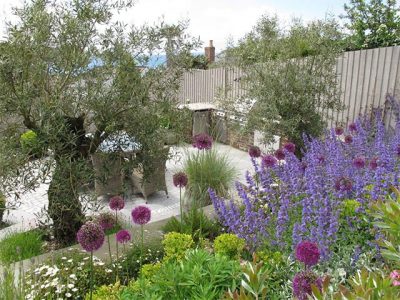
[162,232,194,261]
[214,233,245,259]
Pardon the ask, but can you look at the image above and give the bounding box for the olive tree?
[220,16,344,155]
[0,0,197,245]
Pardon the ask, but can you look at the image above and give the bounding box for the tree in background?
[343,0,400,50]
[0,0,197,245]
[220,16,344,155]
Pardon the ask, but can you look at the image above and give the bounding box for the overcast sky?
[0,0,345,52]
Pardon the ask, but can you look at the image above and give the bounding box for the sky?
[0,0,346,52]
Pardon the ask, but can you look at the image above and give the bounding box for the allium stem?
[89,251,94,300]
[115,211,119,279]
[180,187,183,232]
[140,224,144,269]
[107,235,112,264]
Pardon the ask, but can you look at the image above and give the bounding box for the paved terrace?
[0,143,253,240]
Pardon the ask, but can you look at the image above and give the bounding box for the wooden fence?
[178,46,400,128]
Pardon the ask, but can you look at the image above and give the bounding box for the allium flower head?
[131,205,151,225]
[275,148,285,160]
[295,241,320,266]
[77,221,105,252]
[369,157,378,170]
[95,212,115,231]
[109,196,125,211]
[344,135,353,144]
[335,176,353,192]
[335,127,344,135]
[349,122,357,132]
[248,145,261,158]
[283,142,296,153]
[390,270,400,286]
[262,154,277,168]
[173,172,188,188]
[353,157,365,169]
[192,133,213,150]
[293,270,322,300]
[116,229,131,244]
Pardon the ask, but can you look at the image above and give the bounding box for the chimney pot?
[205,40,215,63]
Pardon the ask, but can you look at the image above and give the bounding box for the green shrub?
[118,241,164,281]
[140,262,162,278]
[122,249,241,300]
[184,148,237,206]
[214,233,245,259]
[0,230,43,264]
[25,249,117,299]
[0,193,5,224]
[162,208,222,242]
[20,130,45,158]
[85,281,122,300]
[162,232,194,261]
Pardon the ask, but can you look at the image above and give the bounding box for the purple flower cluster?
[192,133,213,150]
[77,221,105,252]
[295,241,320,266]
[293,270,322,300]
[131,205,151,225]
[210,98,400,257]
[116,229,131,244]
[109,196,125,211]
[95,212,115,231]
[248,145,261,158]
[173,172,188,188]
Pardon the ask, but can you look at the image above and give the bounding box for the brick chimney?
[204,40,215,63]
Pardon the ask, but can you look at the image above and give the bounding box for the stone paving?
[0,143,253,240]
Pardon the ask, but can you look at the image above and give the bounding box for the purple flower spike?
[352,157,365,169]
[283,142,296,153]
[335,127,344,135]
[248,145,261,158]
[295,241,320,266]
[109,196,125,211]
[77,221,105,252]
[344,135,353,144]
[262,154,277,168]
[275,149,285,160]
[173,172,188,188]
[349,122,357,132]
[95,212,115,231]
[192,133,213,150]
[116,229,131,244]
[131,206,151,225]
[293,270,322,300]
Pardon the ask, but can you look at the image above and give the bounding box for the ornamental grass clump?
[210,95,400,258]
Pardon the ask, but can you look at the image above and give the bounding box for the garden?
[0,0,400,299]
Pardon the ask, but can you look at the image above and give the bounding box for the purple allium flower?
[116,229,131,244]
[76,221,105,252]
[248,145,261,158]
[173,172,188,188]
[369,157,378,170]
[192,133,213,150]
[349,122,357,132]
[131,205,151,225]
[283,142,296,153]
[275,148,285,160]
[344,135,353,144]
[334,176,353,192]
[293,270,322,300]
[335,127,344,135]
[262,154,277,168]
[295,241,320,266]
[95,212,115,231]
[109,195,125,211]
[352,157,365,169]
